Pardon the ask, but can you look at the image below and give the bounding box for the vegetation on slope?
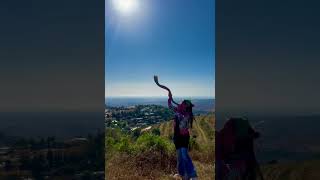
[105,114,215,179]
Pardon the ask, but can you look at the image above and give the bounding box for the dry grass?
[106,151,176,180]
[106,153,215,180]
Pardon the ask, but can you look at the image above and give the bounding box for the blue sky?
[105,0,215,98]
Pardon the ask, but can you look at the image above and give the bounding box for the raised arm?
[168,92,177,112]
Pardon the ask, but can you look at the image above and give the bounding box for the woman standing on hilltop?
[168,92,198,180]
[154,75,197,180]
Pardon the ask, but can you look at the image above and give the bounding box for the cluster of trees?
[107,105,174,131]
[108,105,173,121]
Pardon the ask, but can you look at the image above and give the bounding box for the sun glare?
[112,0,139,16]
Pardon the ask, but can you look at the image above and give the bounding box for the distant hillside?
[256,116,320,166]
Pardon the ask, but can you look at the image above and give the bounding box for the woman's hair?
[183,100,194,128]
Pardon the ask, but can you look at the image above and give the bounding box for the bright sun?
[112,0,139,16]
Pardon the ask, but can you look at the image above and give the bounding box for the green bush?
[105,136,116,152]
[116,136,135,154]
[135,133,175,154]
[151,128,161,136]
[105,128,122,140]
